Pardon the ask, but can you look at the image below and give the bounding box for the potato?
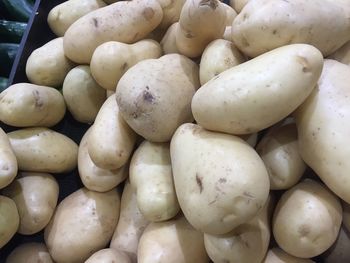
[223,26,232,41]
[0,128,17,189]
[116,54,199,142]
[85,248,131,263]
[157,0,185,29]
[170,123,269,235]
[192,44,323,135]
[110,181,149,263]
[6,242,53,263]
[322,225,350,263]
[223,2,237,26]
[329,41,350,65]
[63,0,163,63]
[199,39,245,85]
[229,0,249,13]
[175,0,227,58]
[63,65,106,124]
[263,247,315,263]
[48,0,106,37]
[273,179,342,258]
[130,141,179,222]
[295,59,350,203]
[88,94,136,170]
[78,128,128,192]
[45,188,120,263]
[90,40,162,91]
[232,0,350,57]
[0,195,19,248]
[8,127,78,173]
[0,83,66,127]
[256,123,306,190]
[204,195,274,263]
[160,22,179,54]
[2,172,59,235]
[26,37,74,87]
[138,215,209,263]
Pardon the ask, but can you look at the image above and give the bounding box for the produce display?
[2,0,350,262]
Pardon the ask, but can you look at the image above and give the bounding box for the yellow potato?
[170,123,269,235]
[78,128,128,192]
[110,181,149,263]
[63,0,163,63]
[88,94,136,170]
[3,172,59,235]
[130,141,179,222]
[192,44,323,135]
[138,215,209,263]
[322,225,350,263]
[0,83,66,127]
[0,195,19,248]
[160,22,179,54]
[263,247,315,263]
[273,179,342,258]
[90,40,162,91]
[0,128,17,189]
[45,188,120,263]
[6,242,53,263]
[8,127,78,173]
[26,38,74,87]
[85,248,131,263]
[329,41,350,65]
[116,54,200,142]
[63,65,106,124]
[47,0,106,37]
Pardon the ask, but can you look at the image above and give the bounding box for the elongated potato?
[170,123,270,235]
[8,128,78,173]
[26,38,74,87]
[130,141,179,222]
[329,41,350,65]
[48,0,106,37]
[88,94,136,170]
[6,242,53,263]
[63,0,163,63]
[322,225,350,263]
[199,39,245,85]
[263,247,315,263]
[116,54,200,142]
[175,0,227,57]
[295,60,350,203]
[160,22,179,54]
[0,128,17,189]
[273,179,342,258]
[192,44,323,135]
[157,0,185,29]
[85,248,131,263]
[257,123,306,190]
[204,195,274,263]
[0,195,19,248]
[138,215,209,263]
[78,128,128,192]
[45,188,120,263]
[0,83,66,127]
[3,172,59,235]
[232,0,350,57]
[90,40,162,91]
[110,181,149,263]
[63,65,106,124]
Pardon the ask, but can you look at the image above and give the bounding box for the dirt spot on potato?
[121,62,128,71]
[296,56,311,73]
[196,173,203,193]
[32,90,44,108]
[185,30,194,38]
[92,17,99,28]
[199,0,218,9]
[240,36,250,47]
[142,89,155,103]
[142,7,155,21]
[298,224,310,236]
[1,164,9,171]
[219,178,227,183]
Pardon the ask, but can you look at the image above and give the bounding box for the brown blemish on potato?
[121,62,128,71]
[142,90,155,103]
[241,36,250,47]
[196,173,203,193]
[32,90,43,108]
[142,7,155,21]
[242,13,249,21]
[219,178,227,183]
[199,0,218,9]
[185,31,194,38]
[243,191,254,199]
[1,164,9,171]
[272,29,278,35]
[298,224,310,236]
[296,56,311,73]
[92,17,99,28]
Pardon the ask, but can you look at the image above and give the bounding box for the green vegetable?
[0,43,19,76]
[0,77,8,92]
[1,0,34,22]
[0,20,27,43]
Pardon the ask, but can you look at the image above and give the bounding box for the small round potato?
[263,247,315,263]
[0,128,17,189]
[63,65,106,124]
[2,172,59,235]
[85,248,131,263]
[6,242,53,263]
[0,195,19,248]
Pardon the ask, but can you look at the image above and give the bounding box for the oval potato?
[6,242,53,263]
[0,128,17,189]
[0,195,19,248]
[85,248,131,263]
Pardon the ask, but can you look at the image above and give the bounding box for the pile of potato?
[1,0,350,262]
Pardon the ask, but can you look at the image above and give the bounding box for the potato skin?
[2,172,59,235]
[232,0,350,57]
[8,128,78,173]
[192,44,323,135]
[272,179,342,258]
[26,38,74,87]
[0,128,17,189]
[157,0,185,29]
[295,60,350,203]
[0,195,19,248]
[63,0,163,63]
[6,242,53,263]
[229,0,249,12]
[47,0,106,37]
[263,247,315,263]
[170,123,269,235]
[44,188,120,263]
[116,54,200,142]
[85,248,131,263]
[0,83,66,127]
[160,22,179,54]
